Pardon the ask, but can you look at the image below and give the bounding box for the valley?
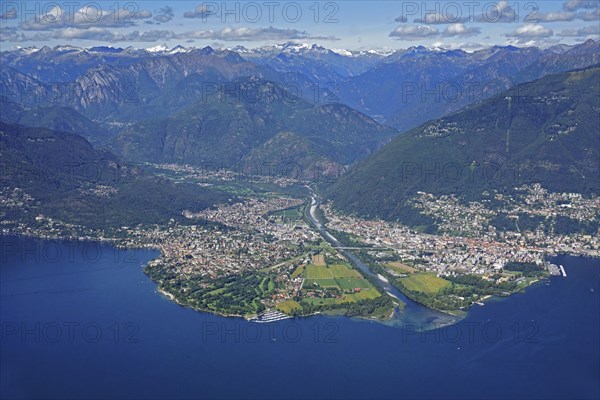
[1,41,599,321]
[3,159,597,318]
[2,3,600,399]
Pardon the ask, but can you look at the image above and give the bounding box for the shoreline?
[2,230,597,323]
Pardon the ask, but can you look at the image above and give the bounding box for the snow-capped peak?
[330,48,353,57]
[146,44,170,53]
[228,45,251,53]
[53,45,83,53]
[14,46,41,55]
[144,44,193,54]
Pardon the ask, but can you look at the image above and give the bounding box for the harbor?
[250,310,293,323]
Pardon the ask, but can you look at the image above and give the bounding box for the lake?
[1,235,598,399]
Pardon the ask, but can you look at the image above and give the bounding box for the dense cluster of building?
[116,197,320,279]
[322,184,600,276]
[2,170,598,312]
[152,163,300,187]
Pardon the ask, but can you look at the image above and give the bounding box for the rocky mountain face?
[2,40,598,180]
[338,40,600,132]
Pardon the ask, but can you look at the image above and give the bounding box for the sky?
[0,1,598,51]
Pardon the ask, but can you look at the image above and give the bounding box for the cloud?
[182,26,338,42]
[525,8,599,22]
[526,11,576,22]
[1,26,337,43]
[388,23,479,40]
[459,42,491,51]
[442,24,481,37]
[505,24,553,38]
[153,6,174,23]
[19,5,152,31]
[389,25,439,39]
[1,7,17,20]
[563,0,600,11]
[414,13,469,24]
[476,1,518,23]
[0,26,26,42]
[184,5,215,19]
[12,28,176,43]
[556,25,600,37]
[577,8,600,20]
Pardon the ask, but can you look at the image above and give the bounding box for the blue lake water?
[1,235,599,399]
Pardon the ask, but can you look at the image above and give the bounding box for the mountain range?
[4,40,598,131]
[325,66,600,223]
[1,40,599,218]
[338,40,600,131]
[109,77,397,177]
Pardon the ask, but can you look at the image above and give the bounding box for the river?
[305,193,459,328]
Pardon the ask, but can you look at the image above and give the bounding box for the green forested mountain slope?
[111,79,398,177]
[0,122,231,228]
[326,67,600,221]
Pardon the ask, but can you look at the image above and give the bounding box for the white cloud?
[476,1,518,23]
[389,25,439,39]
[459,42,492,51]
[443,24,481,37]
[184,5,215,19]
[19,5,152,31]
[506,24,554,38]
[183,26,338,42]
[0,26,25,42]
[556,25,600,37]
[21,28,176,43]
[1,26,338,43]
[525,7,599,22]
[563,0,600,11]
[577,7,600,20]
[526,11,576,22]
[153,6,174,24]
[414,13,468,24]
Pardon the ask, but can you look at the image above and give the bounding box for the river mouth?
[306,193,460,330]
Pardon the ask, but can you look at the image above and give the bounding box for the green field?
[337,277,374,290]
[291,265,304,279]
[304,278,338,289]
[276,300,302,314]
[329,264,361,278]
[343,290,380,302]
[385,262,418,273]
[302,263,379,295]
[303,298,339,306]
[304,264,333,279]
[303,289,379,305]
[399,273,451,294]
[271,207,303,220]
